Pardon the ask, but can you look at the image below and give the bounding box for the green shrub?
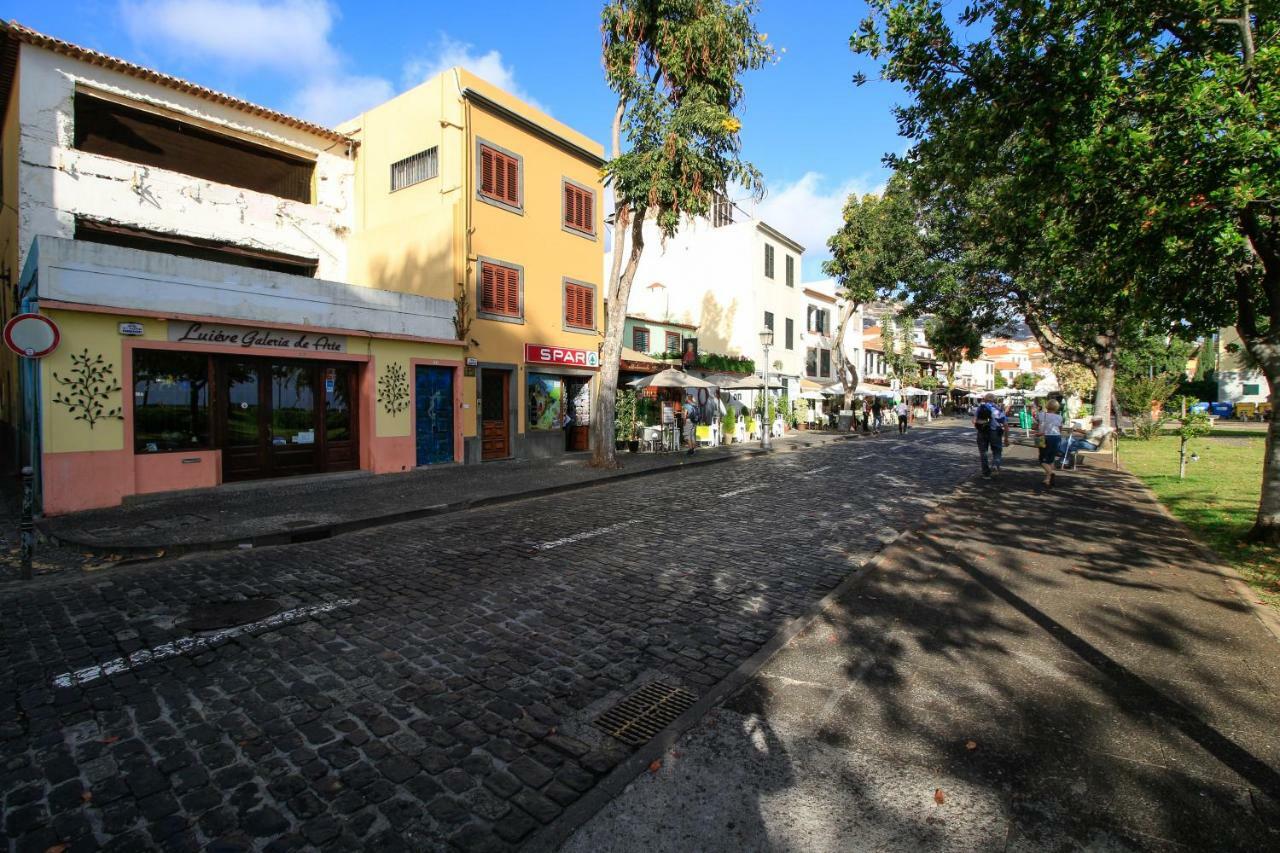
[721,410,736,441]
[1133,413,1170,441]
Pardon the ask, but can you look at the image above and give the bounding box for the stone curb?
[37,434,863,563]
[525,475,943,853]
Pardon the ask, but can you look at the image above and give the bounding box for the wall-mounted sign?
[465,357,479,367]
[524,344,599,370]
[3,313,60,358]
[168,321,346,353]
[118,322,145,336]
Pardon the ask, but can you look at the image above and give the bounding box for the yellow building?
[342,70,605,462]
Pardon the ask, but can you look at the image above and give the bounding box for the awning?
[627,368,720,390]
[720,374,785,390]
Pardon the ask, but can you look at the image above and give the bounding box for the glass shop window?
[133,350,212,453]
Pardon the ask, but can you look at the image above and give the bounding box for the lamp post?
[759,327,774,450]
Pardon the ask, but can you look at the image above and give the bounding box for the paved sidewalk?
[563,444,1280,851]
[35,431,858,560]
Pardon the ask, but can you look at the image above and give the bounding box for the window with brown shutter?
[564,280,595,330]
[563,181,595,235]
[479,260,522,318]
[478,143,521,209]
[664,332,680,353]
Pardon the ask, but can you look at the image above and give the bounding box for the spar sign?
[524,344,600,370]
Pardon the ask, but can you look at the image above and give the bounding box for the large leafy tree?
[593,0,773,467]
[823,178,928,411]
[853,1,1280,541]
[925,311,984,398]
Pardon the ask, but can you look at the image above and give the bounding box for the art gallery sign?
[168,321,347,354]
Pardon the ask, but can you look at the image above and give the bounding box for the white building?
[609,202,806,398]
[860,307,938,386]
[1216,327,1270,404]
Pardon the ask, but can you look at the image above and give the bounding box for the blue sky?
[7,1,904,277]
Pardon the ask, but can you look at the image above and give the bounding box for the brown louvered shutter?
[582,286,594,328]
[564,184,576,228]
[480,147,495,197]
[481,264,498,312]
[504,266,520,315]
[492,154,506,201]
[504,153,519,205]
[581,191,593,232]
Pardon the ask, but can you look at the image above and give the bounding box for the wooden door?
[267,362,320,477]
[221,361,267,482]
[322,364,358,472]
[480,369,510,460]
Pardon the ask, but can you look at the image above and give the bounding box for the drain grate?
[593,681,698,747]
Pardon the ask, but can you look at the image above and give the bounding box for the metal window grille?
[712,195,735,227]
[391,147,439,192]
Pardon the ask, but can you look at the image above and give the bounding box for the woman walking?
[1035,398,1063,488]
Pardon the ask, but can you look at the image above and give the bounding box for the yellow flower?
[721,117,742,134]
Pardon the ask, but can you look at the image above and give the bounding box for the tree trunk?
[1243,335,1280,544]
[833,298,860,419]
[589,203,647,468]
[1093,364,1116,425]
[1179,434,1188,480]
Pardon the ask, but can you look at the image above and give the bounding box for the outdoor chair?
[695,425,715,447]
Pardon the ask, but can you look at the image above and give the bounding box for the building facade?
[342,71,605,462]
[611,205,806,398]
[1216,326,1271,404]
[1,23,468,515]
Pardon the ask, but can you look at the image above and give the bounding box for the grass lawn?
[1121,435,1280,608]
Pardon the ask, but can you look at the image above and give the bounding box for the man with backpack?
[974,393,1008,479]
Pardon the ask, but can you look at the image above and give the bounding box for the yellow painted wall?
[368,337,458,438]
[461,71,605,438]
[1,64,21,433]
[39,308,149,453]
[341,76,462,303]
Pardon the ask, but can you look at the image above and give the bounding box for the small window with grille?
[390,147,438,191]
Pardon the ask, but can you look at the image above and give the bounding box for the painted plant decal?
[52,349,123,428]
[378,361,410,416]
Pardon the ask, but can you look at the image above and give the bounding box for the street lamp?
[759,327,774,450]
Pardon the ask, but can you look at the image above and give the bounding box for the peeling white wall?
[16,44,354,279]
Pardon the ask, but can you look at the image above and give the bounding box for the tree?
[1013,372,1039,392]
[994,372,1009,390]
[1051,360,1096,403]
[850,1,1280,541]
[925,312,983,399]
[1177,408,1214,480]
[882,313,921,384]
[823,178,929,413]
[593,0,773,468]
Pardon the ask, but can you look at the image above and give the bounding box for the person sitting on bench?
[1059,417,1113,461]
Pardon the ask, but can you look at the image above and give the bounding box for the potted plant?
[615,390,637,452]
[721,409,736,444]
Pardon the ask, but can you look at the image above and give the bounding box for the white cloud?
[402,35,547,114]
[119,5,542,128]
[288,75,395,127]
[119,0,339,76]
[753,171,887,276]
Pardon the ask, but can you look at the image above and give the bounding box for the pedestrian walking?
[1034,398,1064,488]
[871,399,883,434]
[973,393,1008,478]
[895,400,910,434]
[682,407,697,455]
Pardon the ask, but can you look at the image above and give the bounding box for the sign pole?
[19,465,33,581]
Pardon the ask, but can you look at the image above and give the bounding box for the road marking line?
[719,484,765,498]
[804,466,831,475]
[535,519,641,550]
[51,598,360,689]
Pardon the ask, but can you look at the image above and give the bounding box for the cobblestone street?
[0,427,974,852]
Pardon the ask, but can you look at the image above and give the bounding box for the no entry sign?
[3,314,60,358]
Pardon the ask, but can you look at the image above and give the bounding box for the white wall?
[16,45,354,279]
[618,213,806,383]
[1218,369,1271,404]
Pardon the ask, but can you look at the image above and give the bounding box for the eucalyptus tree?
[592,0,773,467]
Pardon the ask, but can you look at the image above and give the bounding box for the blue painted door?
[415,366,454,465]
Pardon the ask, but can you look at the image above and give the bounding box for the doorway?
[218,358,357,482]
[415,365,454,465]
[564,379,590,452]
[479,369,511,460]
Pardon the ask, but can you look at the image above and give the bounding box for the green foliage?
[721,409,737,441]
[1012,373,1039,391]
[602,0,774,234]
[634,396,659,427]
[647,351,754,374]
[1051,360,1096,401]
[1177,378,1218,403]
[1117,374,1180,417]
[925,312,983,389]
[994,373,1009,390]
[614,390,637,442]
[1133,414,1171,442]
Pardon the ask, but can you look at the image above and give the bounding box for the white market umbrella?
[721,374,785,390]
[627,368,720,390]
[897,386,932,397]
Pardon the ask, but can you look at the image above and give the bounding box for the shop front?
[522,343,598,458]
[20,237,463,514]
